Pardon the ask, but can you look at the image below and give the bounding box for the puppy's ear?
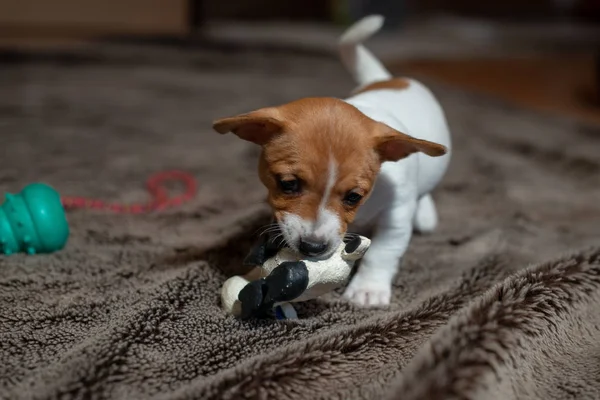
[373,122,447,162]
[212,108,285,145]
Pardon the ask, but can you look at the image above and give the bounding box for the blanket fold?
[1,43,599,400]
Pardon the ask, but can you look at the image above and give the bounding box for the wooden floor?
[390,53,600,125]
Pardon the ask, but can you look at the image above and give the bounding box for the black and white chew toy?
[221,235,371,319]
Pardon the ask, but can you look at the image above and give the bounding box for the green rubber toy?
[0,183,69,255]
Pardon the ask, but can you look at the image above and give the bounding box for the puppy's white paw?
[343,278,391,307]
[414,194,438,234]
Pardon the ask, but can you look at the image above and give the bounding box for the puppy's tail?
[339,15,392,87]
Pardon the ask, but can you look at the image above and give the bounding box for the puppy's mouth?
[277,226,341,260]
[299,238,338,259]
[270,211,344,260]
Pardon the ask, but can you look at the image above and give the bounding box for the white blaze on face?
[314,157,340,240]
[280,156,342,256]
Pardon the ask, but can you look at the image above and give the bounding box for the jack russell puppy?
[212,15,451,307]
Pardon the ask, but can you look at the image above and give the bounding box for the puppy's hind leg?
[413,194,438,234]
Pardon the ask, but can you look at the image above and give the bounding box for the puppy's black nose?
[298,239,328,257]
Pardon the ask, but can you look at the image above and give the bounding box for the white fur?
[313,208,341,248]
[339,15,391,86]
[319,157,338,212]
[414,194,438,233]
[315,157,340,245]
[281,156,342,257]
[339,15,452,307]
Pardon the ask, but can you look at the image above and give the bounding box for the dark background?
[0,0,599,123]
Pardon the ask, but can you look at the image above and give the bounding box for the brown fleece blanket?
[1,43,599,400]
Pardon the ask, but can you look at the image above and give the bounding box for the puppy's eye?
[278,178,301,194]
[343,191,363,206]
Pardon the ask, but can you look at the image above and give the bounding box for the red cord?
[61,170,197,214]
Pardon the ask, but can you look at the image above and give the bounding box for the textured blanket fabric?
[1,43,599,400]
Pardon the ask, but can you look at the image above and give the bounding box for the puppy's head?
[213,98,446,259]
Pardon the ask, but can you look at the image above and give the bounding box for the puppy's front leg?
[343,201,416,307]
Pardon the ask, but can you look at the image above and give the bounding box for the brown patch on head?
[213,97,447,236]
[256,98,382,234]
[353,78,411,95]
